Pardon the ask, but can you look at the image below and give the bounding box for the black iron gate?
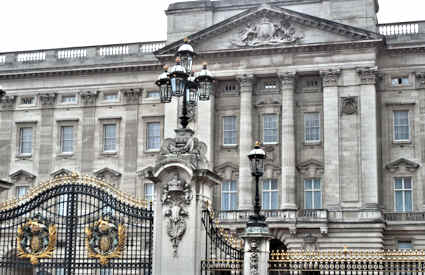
[0,174,153,275]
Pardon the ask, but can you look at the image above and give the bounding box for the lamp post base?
[246,214,268,233]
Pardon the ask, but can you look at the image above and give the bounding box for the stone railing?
[218,209,327,223]
[384,211,425,221]
[0,41,165,68]
[378,21,425,43]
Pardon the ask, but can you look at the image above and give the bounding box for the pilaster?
[80,91,98,174]
[237,74,255,210]
[357,67,379,209]
[321,69,341,209]
[278,72,297,209]
[0,95,15,179]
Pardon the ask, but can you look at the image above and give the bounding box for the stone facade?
[1,0,425,252]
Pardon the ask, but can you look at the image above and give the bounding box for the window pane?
[264,114,278,143]
[394,111,409,141]
[103,124,116,151]
[395,191,403,211]
[230,180,236,191]
[271,190,278,209]
[395,178,403,189]
[262,190,270,209]
[271,179,278,190]
[405,191,412,212]
[231,193,237,210]
[313,179,320,190]
[223,116,237,145]
[304,113,320,142]
[144,183,155,202]
[304,179,312,190]
[147,122,161,150]
[404,177,412,189]
[314,191,322,209]
[61,126,73,153]
[16,186,28,198]
[20,127,33,154]
[305,191,312,209]
[399,241,413,250]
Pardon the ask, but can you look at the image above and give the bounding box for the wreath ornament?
[85,214,126,265]
[17,214,57,265]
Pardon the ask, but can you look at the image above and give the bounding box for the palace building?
[1,0,425,253]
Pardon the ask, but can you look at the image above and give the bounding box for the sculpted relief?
[232,17,304,47]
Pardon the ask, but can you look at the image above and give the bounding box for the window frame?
[393,110,410,143]
[262,179,279,210]
[304,112,321,144]
[221,180,238,211]
[60,125,74,154]
[15,186,29,199]
[18,127,33,155]
[304,178,322,209]
[263,114,279,145]
[222,116,238,147]
[103,123,117,153]
[394,176,413,212]
[146,122,161,151]
[144,182,155,202]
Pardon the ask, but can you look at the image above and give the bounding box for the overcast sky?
[0,0,423,52]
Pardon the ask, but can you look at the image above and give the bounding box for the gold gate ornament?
[17,215,57,265]
[85,214,126,265]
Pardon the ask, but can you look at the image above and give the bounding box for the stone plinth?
[241,227,272,275]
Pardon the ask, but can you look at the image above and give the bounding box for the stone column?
[80,91,98,174]
[0,95,15,179]
[321,69,341,209]
[237,74,254,210]
[196,93,215,169]
[279,72,297,209]
[241,232,272,275]
[122,89,142,194]
[357,67,379,209]
[38,93,57,181]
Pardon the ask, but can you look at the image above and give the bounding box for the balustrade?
[384,211,425,221]
[218,209,327,223]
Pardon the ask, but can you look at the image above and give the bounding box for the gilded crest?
[17,214,57,265]
[85,214,126,265]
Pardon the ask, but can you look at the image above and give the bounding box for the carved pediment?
[93,168,122,183]
[156,4,382,56]
[297,159,324,177]
[385,158,420,173]
[214,162,239,179]
[9,169,36,182]
[50,168,72,178]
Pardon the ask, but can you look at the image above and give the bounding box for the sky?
[0,0,424,52]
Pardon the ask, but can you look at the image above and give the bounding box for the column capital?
[39,93,57,106]
[122,88,142,104]
[320,69,341,87]
[416,72,425,88]
[278,72,296,88]
[0,95,16,109]
[80,91,99,105]
[356,66,378,85]
[237,74,255,91]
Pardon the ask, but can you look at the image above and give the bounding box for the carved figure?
[233,17,303,47]
[249,241,259,275]
[160,136,208,169]
[161,173,193,257]
[17,213,57,265]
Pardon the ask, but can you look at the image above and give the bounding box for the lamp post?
[247,141,267,228]
[155,38,214,129]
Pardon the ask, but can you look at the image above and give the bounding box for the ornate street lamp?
[247,141,267,228]
[155,38,214,129]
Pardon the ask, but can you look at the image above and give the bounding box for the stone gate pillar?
[143,128,221,275]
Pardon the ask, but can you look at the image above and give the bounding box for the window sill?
[263,142,279,146]
[101,151,118,157]
[16,154,32,160]
[393,140,411,146]
[222,145,238,150]
[57,153,74,159]
[304,141,321,147]
[145,149,160,154]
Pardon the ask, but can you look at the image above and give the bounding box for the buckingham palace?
[1,0,425,274]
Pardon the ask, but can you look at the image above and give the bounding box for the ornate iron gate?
[201,207,243,275]
[0,174,153,275]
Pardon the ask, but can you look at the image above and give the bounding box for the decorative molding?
[1,95,16,109]
[9,169,36,182]
[232,17,303,48]
[50,168,72,178]
[93,167,122,179]
[80,91,98,105]
[341,96,358,115]
[122,88,143,104]
[296,159,324,177]
[255,96,281,106]
[357,67,378,85]
[320,69,340,87]
[161,173,193,257]
[385,158,420,173]
[278,72,296,89]
[38,93,57,106]
[303,233,317,250]
[237,74,255,91]
[248,240,259,275]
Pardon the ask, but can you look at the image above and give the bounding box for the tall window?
[221,181,237,210]
[304,179,322,209]
[304,113,320,143]
[223,116,237,146]
[103,124,117,152]
[263,114,278,144]
[393,111,409,141]
[394,177,412,212]
[144,183,155,202]
[19,127,33,154]
[16,186,29,198]
[61,126,74,153]
[147,122,161,150]
[262,179,278,210]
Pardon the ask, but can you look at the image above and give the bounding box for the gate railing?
[269,249,425,273]
[201,207,244,274]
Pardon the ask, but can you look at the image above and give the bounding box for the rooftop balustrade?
[378,21,425,43]
[384,211,425,222]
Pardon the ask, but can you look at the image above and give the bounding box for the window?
[262,179,278,210]
[392,76,409,86]
[223,116,237,146]
[398,241,413,250]
[21,96,34,105]
[394,177,412,212]
[147,91,160,98]
[304,179,322,209]
[60,126,73,153]
[221,181,237,210]
[224,82,237,93]
[104,92,118,101]
[144,183,155,202]
[304,113,320,143]
[264,80,277,89]
[393,110,409,141]
[103,124,117,152]
[263,114,278,144]
[19,127,33,155]
[57,194,68,216]
[147,122,161,150]
[16,186,29,198]
[61,95,76,103]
